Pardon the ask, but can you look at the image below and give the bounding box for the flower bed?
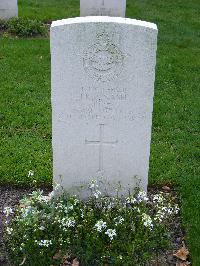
[2,181,184,265]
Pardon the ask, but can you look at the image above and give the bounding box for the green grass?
[0,39,52,185]
[18,0,79,21]
[0,0,200,264]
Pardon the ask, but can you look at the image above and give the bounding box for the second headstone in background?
[0,0,18,20]
[80,0,126,17]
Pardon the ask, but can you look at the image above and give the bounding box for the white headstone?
[80,0,126,17]
[0,0,18,20]
[51,17,157,194]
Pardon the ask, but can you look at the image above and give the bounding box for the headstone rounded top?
[51,16,157,31]
[80,0,126,18]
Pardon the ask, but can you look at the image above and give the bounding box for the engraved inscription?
[73,86,132,121]
[85,124,118,172]
[89,8,113,16]
[83,32,124,82]
[58,85,146,123]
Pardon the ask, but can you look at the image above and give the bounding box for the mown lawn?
[1,0,200,264]
[18,0,79,21]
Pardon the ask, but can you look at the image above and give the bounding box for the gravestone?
[80,0,126,17]
[51,16,157,193]
[0,0,18,20]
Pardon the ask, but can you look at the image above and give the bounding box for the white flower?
[6,227,13,235]
[40,195,50,203]
[55,203,64,210]
[154,210,165,222]
[39,226,45,231]
[80,209,84,218]
[20,243,25,251]
[73,199,79,206]
[153,194,164,204]
[28,170,34,177]
[93,190,101,199]
[137,191,149,202]
[65,218,75,227]
[48,190,55,198]
[142,213,153,230]
[35,240,52,247]
[126,197,137,204]
[94,220,107,232]
[59,217,76,229]
[30,190,51,203]
[89,183,95,189]
[48,183,61,198]
[54,183,61,191]
[3,207,14,217]
[21,206,33,218]
[167,208,173,215]
[107,202,114,209]
[63,204,74,214]
[154,203,179,222]
[133,207,141,213]
[105,229,117,240]
[89,180,99,189]
[68,204,74,210]
[30,190,42,198]
[174,205,179,214]
[58,238,63,245]
[114,216,124,226]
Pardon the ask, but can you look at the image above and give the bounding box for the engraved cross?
[85,124,118,172]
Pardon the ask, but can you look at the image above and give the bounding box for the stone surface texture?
[0,0,18,20]
[51,17,158,193]
[80,0,126,17]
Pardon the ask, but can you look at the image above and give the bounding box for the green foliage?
[0,20,8,32]
[4,183,179,266]
[0,18,47,37]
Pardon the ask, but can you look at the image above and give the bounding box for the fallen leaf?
[62,255,72,265]
[53,250,62,260]
[72,258,80,266]
[162,185,171,192]
[173,243,189,261]
[176,262,190,266]
[19,204,26,208]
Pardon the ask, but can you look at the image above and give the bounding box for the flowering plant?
[4,181,179,266]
